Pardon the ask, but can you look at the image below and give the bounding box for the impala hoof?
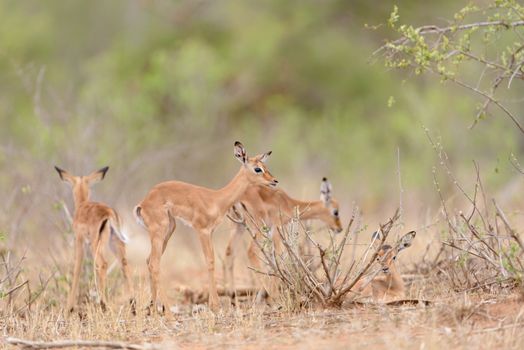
[146,300,165,316]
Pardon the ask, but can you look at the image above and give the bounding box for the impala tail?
[134,205,146,229]
[109,210,129,244]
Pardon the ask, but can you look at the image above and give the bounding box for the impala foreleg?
[198,230,219,311]
[67,235,84,312]
[247,228,279,303]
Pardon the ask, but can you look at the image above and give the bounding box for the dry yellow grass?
[2,209,524,349]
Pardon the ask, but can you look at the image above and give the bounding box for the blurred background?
[1,0,523,293]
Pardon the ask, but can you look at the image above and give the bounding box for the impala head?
[234,141,278,187]
[374,230,416,274]
[320,177,343,233]
[55,166,109,205]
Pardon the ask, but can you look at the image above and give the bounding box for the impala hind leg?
[93,225,110,311]
[67,234,85,312]
[224,223,243,298]
[110,234,135,314]
[145,215,175,315]
[197,229,220,311]
[147,233,165,314]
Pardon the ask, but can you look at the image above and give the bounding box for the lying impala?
[225,177,343,298]
[55,166,133,312]
[134,141,278,312]
[353,231,416,302]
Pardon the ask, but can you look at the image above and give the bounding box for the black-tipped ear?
[234,141,247,164]
[55,166,75,184]
[372,231,382,240]
[320,178,332,204]
[99,166,109,180]
[397,230,416,251]
[86,166,109,184]
[55,166,65,180]
[257,151,272,163]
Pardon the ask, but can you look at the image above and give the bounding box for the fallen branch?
[5,338,161,350]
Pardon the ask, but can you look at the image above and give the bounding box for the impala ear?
[55,166,75,185]
[256,151,272,163]
[234,141,247,164]
[371,230,383,248]
[86,166,109,184]
[397,230,416,252]
[320,177,332,205]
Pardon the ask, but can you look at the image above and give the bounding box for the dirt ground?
[2,270,524,350]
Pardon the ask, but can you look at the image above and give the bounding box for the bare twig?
[5,337,161,350]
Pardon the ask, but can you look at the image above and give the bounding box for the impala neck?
[290,199,327,221]
[73,187,89,209]
[217,168,251,214]
[385,264,404,292]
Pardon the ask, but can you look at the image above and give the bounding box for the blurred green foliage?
[0,0,522,213]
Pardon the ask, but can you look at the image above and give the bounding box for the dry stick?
[277,226,327,302]
[429,69,524,134]
[397,147,404,229]
[426,129,490,231]
[441,242,498,268]
[5,338,160,350]
[302,228,334,298]
[473,161,491,231]
[469,69,506,130]
[493,199,524,253]
[335,210,357,273]
[331,210,399,305]
[459,213,499,258]
[229,206,294,289]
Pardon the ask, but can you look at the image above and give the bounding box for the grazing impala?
[134,142,278,312]
[55,166,133,312]
[354,231,416,302]
[224,177,343,296]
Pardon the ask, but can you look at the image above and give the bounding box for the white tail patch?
[134,205,147,229]
[110,218,129,244]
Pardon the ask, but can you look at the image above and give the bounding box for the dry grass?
[2,283,524,349]
[2,162,524,349]
[2,214,524,350]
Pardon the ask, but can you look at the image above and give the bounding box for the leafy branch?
[374,0,524,133]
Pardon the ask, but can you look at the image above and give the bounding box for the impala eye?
[393,256,397,261]
[254,167,263,174]
[333,209,339,217]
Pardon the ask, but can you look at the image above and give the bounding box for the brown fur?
[224,179,343,297]
[134,142,278,312]
[353,232,416,302]
[55,166,133,312]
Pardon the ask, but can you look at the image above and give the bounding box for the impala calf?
[55,166,133,312]
[134,141,278,312]
[224,177,343,297]
[354,231,416,302]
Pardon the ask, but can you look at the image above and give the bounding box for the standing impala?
[55,166,133,312]
[134,141,278,312]
[224,177,343,296]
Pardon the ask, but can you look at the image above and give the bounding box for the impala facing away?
[134,141,278,312]
[224,177,343,297]
[55,166,133,312]
[354,230,416,302]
